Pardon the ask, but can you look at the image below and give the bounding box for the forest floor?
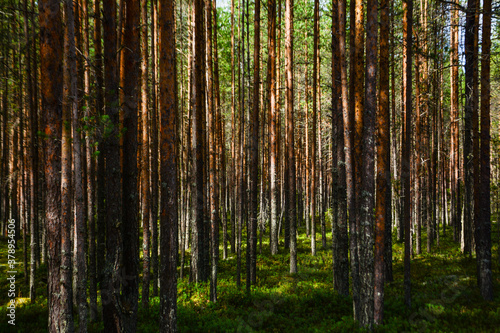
[0,217,500,332]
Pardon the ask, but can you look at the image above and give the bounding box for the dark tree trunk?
[463,0,477,256]
[332,0,349,297]
[121,0,141,330]
[249,0,260,288]
[477,0,494,301]
[159,0,178,329]
[102,0,123,329]
[191,0,206,284]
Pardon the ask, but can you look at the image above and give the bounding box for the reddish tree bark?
[39,0,64,330]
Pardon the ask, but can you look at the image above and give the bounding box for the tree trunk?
[159,0,178,329]
[477,0,494,301]
[150,0,160,297]
[332,0,349,297]
[267,0,278,255]
[463,0,477,256]
[102,0,123,328]
[402,0,413,309]
[61,0,77,330]
[121,0,140,330]
[358,0,377,326]
[39,0,64,329]
[450,0,460,243]
[141,0,151,309]
[285,0,297,274]
[249,0,260,288]
[192,0,206,284]
[351,0,364,320]
[24,0,39,303]
[375,0,389,323]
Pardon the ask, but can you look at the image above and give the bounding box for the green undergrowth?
[0,219,499,332]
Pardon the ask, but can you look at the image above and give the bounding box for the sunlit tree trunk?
[402,0,413,309]
[267,0,278,255]
[310,0,319,256]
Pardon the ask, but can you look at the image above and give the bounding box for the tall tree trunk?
[450,0,460,243]
[192,0,206,283]
[206,0,220,301]
[267,0,278,255]
[121,0,140,330]
[141,0,151,309]
[415,31,422,255]
[358,0,377,326]
[24,0,38,303]
[61,0,77,330]
[311,0,319,256]
[230,0,237,255]
[150,0,160,297]
[402,0,413,309]
[351,0,364,320]
[236,0,244,287]
[249,0,260,288]
[78,0,91,329]
[102,0,123,328]
[39,0,64,329]
[375,0,389,323]
[463,0,477,255]
[213,0,225,265]
[285,0,297,274]
[332,0,349,297]
[94,0,106,312]
[159,0,178,329]
[477,0,494,301]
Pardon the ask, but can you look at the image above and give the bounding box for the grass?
[0,219,499,332]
